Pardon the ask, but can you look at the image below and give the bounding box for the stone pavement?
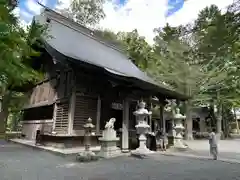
[10,138,101,155]
[1,142,240,180]
[159,140,240,164]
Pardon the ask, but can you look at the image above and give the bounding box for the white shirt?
[209,132,218,147]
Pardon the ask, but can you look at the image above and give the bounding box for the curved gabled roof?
[34,7,188,100]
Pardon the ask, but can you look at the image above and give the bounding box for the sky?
[14,0,233,44]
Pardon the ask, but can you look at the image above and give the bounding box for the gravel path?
[1,142,240,180]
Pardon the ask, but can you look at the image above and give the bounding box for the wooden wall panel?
[27,80,56,108]
[54,102,69,134]
[57,70,74,99]
[73,95,97,130]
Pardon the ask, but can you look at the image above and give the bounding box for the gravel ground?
[1,142,240,180]
[184,140,240,161]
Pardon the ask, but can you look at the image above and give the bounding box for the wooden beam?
[52,103,57,132]
[122,98,130,152]
[68,88,76,135]
[96,96,101,133]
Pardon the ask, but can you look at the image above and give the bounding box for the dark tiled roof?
[34,6,188,100]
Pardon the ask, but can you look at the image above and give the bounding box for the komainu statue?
[104,118,116,129]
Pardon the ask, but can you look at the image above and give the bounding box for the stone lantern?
[131,101,153,157]
[83,117,95,151]
[76,117,98,162]
[173,108,187,149]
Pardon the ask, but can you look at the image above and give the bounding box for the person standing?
[162,129,168,151]
[209,127,218,160]
[157,128,167,151]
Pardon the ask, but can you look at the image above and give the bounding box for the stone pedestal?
[132,122,153,156]
[98,127,121,158]
[230,128,240,139]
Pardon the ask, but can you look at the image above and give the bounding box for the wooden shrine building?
[21,6,187,151]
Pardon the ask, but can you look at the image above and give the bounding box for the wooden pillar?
[122,98,129,152]
[96,96,101,134]
[158,98,167,134]
[65,71,77,135]
[68,88,76,134]
[52,82,59,133]
[52,103,57,132]
[159,105,165,133]
[149,104,152,132]
[68,90,76,135]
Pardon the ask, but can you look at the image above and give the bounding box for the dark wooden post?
[158,97,168,133]
[122,98,130,152]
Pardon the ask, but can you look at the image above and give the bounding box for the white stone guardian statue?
[98,118,121,158]
[105,118,116,129]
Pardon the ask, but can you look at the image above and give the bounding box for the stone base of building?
[25,134,101,149]
[230,133,240,139]
[0,132,5,139]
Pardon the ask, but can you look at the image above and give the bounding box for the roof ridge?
[40,5,126,55]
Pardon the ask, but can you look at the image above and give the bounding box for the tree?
[94,29,155,70]
[59,0,105,26]
[0,0,47,138]
[150,21,232,139]
[116,30,155,70]
[192,4,240,136]
[149,2,240,139]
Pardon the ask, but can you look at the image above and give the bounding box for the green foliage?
[94,29,155,70]
[60,0,105,26]
[94,28,124,48]
[7,111,23,131]
[148,2,240,136]
[117,30,154,70]
[193,4,240,106]
[0,1,47,92]
[150,2,240,107]
[0,0,48,134]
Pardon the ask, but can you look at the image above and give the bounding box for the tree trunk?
[185,99,193,140]
[0,92,12,139]
[209,103,216,128]
[216,103,222,138]
[0,103,8,139]
[0,114,5,139]
[234,107,239,133]
[0,96,4,139]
